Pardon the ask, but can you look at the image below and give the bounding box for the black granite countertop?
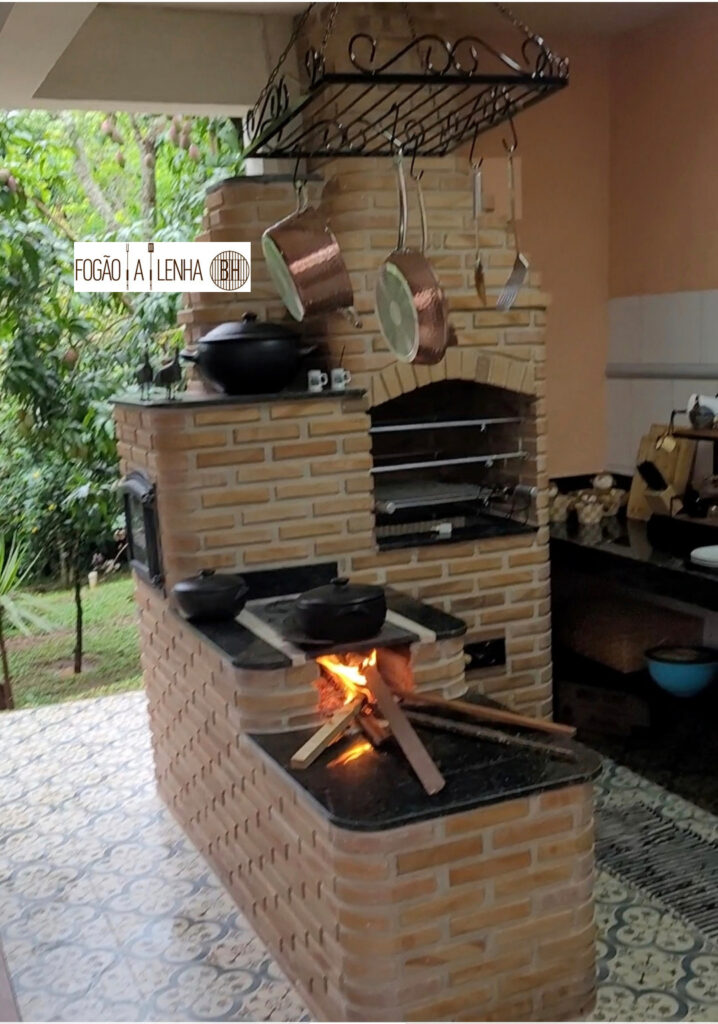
[250,694,601,830]
[179,563,467,671]
[112,388,366,409]
[550,515,718,611]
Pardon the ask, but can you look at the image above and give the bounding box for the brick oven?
[113,8,599,1014]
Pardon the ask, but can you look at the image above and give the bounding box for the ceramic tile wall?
[606,292,718,474]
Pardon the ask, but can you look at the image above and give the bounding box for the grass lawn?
[6,575,142,709]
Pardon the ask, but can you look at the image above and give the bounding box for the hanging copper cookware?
[375,152,448,365]
[261,182,358,324]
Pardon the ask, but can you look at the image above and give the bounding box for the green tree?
[0,109,243,675]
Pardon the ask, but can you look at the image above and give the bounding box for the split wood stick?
[403,710,578,763]
[364,667,446,794]
[290,698,363,769]
[358,708,391,748]
[401,692,576,738]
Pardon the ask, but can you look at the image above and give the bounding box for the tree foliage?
[0,109,243,672]
[0,537,53,709]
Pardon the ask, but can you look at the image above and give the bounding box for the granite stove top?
[250,694,601,830]
[178,562,467,670]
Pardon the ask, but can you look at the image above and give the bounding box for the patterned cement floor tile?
[1,691,717,1021]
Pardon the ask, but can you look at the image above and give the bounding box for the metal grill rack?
[369,415,527,475]
[242,4,568,162]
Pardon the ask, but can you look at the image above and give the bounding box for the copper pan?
[375,153,448,365]
[261,183,359,325]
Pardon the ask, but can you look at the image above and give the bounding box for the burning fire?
[316,649,377,705]
[328,740,373,767]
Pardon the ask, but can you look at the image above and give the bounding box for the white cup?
[330,367,352,391]
[307,369,328,393]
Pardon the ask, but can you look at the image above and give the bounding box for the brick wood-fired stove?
[114,33,600,1013]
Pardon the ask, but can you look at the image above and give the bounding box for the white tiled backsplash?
[607,291,718,474]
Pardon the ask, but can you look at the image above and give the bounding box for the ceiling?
[0,0,687,115]
[155,1,684,35]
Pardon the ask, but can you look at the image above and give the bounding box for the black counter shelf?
[112,388,366,410]
[172,561,467,671]
[550,516,718,613]
[249,693,601,832]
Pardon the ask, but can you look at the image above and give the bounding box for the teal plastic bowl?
[645,646,718,698]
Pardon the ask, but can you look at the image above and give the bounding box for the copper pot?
[261,183,357,323]
[375,154,449,365]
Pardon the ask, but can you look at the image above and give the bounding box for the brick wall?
[116,5,554,718]
[142,576,597,1022]
[137,579,467,731]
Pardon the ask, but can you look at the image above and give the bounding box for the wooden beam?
[358,708,391,748]
[364,667,445,795]
[290,699,363,769]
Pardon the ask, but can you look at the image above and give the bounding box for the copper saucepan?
[375,153,448,365]
[261,182,358,324]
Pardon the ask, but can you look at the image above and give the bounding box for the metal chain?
[319,1,339,56]
[493,3,542,43]
[251,2,316,114]
[402,0,419,45]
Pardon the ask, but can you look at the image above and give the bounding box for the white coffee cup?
[330,367,352,391]
[307,369,328,392]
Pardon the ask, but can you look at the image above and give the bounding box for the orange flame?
[316,649,377,704]
[328,740,373,767]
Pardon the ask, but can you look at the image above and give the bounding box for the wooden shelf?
[671,427,718,442]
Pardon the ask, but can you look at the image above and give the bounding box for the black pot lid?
[297,576,385,609]
[173,569,248,597]
[199,312,300,345]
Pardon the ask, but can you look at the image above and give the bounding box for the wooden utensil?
[400,692,576,737]
[404,710,579,762]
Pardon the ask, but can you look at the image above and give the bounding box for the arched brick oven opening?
[370,377,537,551]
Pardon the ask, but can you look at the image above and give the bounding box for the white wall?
[606,291,718,474]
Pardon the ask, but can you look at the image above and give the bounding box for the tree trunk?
[0,608,15,711]
[73,568,83,675]
[129,115,159,234]
[63,115,123,229]
[59,546,70,588]
[139,136,157,234]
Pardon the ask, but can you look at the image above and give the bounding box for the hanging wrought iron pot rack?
[241,2,568,164]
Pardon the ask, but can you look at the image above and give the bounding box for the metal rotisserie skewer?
[403,709,578,763]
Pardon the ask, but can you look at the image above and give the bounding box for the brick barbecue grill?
[114,13,600,1009]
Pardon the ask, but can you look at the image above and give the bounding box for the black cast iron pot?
[172,569,249,623]
[181,312,314,395]
[295,577,386,643]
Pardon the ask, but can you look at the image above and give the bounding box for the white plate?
[690,545,718,568]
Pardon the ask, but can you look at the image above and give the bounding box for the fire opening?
[316,649,377,707]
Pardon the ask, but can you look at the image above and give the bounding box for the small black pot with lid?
[181,312,314,395]
[172,569,249,623]
[295,577,387,643]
